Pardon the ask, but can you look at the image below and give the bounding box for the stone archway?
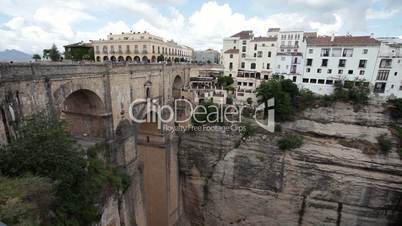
[96,56,101,62]
[103,56,109,61]
[126,56,132,62]
[142,56,149,63]
[151,56,156,63]
[118,56,124,62]
[172,75,183,99]
[134,56,140,62]
[110,56,116,62]
[61,89,106,138]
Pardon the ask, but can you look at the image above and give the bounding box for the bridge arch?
[61,89,107,138]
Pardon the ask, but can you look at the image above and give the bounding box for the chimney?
[331,33,335,42]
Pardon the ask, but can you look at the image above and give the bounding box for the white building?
[222,31,277,103]
[372,41,402,97]
[300,35,381,95]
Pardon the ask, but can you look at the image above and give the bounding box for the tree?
[256,78,296,121]
[217,76,234,89]
[207,60,211,64]
[32,54,41,61]
[47,44,61,61]
[0,113,124,226]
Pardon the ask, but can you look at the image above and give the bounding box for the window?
[338,69,343,74]
[277,65,281,69]
[303,78,309,83]
[363,49,368,54]
[241,53,246,58]
[243,82,247,86]
[321,59,328,67]
[258,51,264,57]
[326,80,334,85]
[377,70,390,80]
[321,48,330,57]
[241,62,245,68]
[380,59,392,68]
[266,63,270,69]
[306,68,311,72]
[395,72,398,76]
[254,44,257,50]
[359,60,367,68]
[293,76,296,82]
[339,59,346,67]
[348,70,354,75]
[249,83,253,86]
[242,40,246,45]
[309,49,313,54]
[306,59,313,66]
[242,46,246,52]
[342,48,353,57]
[268,51,271,57]
[317,68,322,73]
[332,48,342,57]
[318,79,325,84]
[264,75,269,80]
[229,62,233,70]
[251,63,256,69]
[328,69,332,74]
[230,54,233,58]
[310,79,317,83]
[237,82,241,86]
[359,70,365,75]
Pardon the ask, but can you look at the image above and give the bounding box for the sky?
[0,0,401,54]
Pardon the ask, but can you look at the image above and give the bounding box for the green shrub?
[389,98,402,119]
[377,134,392,153]
[240,123,256,138]
[277,134,303,150]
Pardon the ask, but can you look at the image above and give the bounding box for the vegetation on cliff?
[0,113,128,226]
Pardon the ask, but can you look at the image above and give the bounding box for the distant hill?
[0,49,32,62]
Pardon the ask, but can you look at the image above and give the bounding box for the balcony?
[280,44,299,49]
[380,59,392,68]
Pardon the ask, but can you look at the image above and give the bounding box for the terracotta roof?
[268,28,280,32]
[224,49,239,54]
[303,32,318,38]
[231,31,254,39]
[251,36,277,42]
[306,36,380,47]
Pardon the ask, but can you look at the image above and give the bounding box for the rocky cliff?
[178,101,402,226]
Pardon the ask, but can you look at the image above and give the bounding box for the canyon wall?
[178,101,402,226]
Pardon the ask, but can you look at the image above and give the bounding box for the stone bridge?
[0,62,208,226]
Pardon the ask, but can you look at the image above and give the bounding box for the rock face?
[178,102,402,226]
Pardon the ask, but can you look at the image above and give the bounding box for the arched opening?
[126,56,132,62]
[96,56,101,62]
[110,56,116,62]
[118,56,124,62]
[61,89,106,138]
[151,56,156,63]
[103,56,109,61]
[134,56,140,62]
[142,56,149,63]
[172,75,183,99]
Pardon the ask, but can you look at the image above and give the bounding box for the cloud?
[0,0,400,53]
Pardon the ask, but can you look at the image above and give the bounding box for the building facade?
[91,31,193,63]
[222,28,402,100]
[194,49,220,64]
